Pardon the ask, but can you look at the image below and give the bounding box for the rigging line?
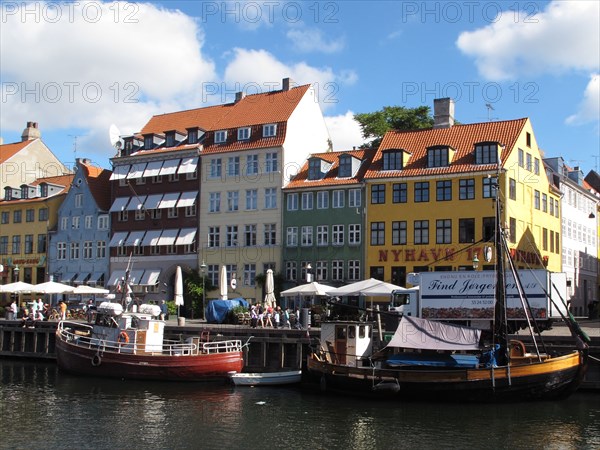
[422,238,490,268]
[126,181,152,218]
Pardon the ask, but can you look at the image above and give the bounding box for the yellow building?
[363,99,561,285]
[0,175,73,293]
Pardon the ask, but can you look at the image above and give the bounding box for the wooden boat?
[305,192,589,402]
[55,302,244,381]
[229,370,302,386]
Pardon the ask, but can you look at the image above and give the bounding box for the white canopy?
[326,278,404,296]
[0,281,35,293]
[280,281,333,297]
[72,285,109,295]
[32,281,76,294]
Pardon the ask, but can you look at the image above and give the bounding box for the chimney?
[433,98,455,129]
[282,77,293,91]
[21,121,41,141]
[234,91,246,103]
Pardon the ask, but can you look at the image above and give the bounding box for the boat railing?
[202,339,243,354]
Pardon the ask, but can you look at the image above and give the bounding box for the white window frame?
[332,190,345,208]
[301,226,313,246]
[332,224,344,246]
[287,193,298,211]
[238,127,251,141]
[317,191,329,209]
[265,188,277,209]
[316,225,328,246]
[301,192,313,210]
[263,124,277,137]
[286,227,298,247]
[349,188,361,207]
[215,130,227,143]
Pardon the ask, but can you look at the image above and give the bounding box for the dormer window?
[165,131,176,148]
[263,124,277,137]
[40,183,48,197]
[427,146,452,168]
[308,157,332,181]
[382,150,403,170]
[338,155,352,178]
[144,135,153,150]
[20,186,28,199]
[474,142,499,165]
[215,130,227,144]
[188,128,198,144]
[237,127,251,140]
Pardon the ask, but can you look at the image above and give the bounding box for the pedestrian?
[59,301,67,320]
[283,308,291,328]
[250,305,258,328]
[37,298,44,313]
[274,306,281,328]
[8,300,17,320]
[159,300,168,320]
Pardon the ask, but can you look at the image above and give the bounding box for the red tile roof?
[0,174,74,205]
[81,161,112,211]
[284,148,376,189]
[0,140,32,163]
[364,118,528,179]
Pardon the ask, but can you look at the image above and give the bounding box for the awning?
[158,192,179,209]
[129,269,144,285]
[140,269,161,286]
[157,228,178,246]
[125,230,145,246]
[177,191,197,208]
[108,271,125,286]
[144,193,163,210]
[73,273,90,284]
[159,159,180,176]
[178,156,198,174]
[143,160,163,178]
[109,197,130,212]
[141,230,162,246]
[61,273,76,283]
[109,165,130,180]
[176,228,197,245]
[126,162,147,179]
[126,195,146,211]
[109,231,128,247]
[89,272,105,284]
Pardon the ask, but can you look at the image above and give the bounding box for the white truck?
[389,270,567,332]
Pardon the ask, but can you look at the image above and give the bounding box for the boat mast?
[493,178,509,365]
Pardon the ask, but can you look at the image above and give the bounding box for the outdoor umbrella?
[264,269,277,308]
[174,265,184,318]
[219,265,228,300]
[0,281,35,293]
[32,281,76,294]
[325,278,401,296]
[72,285,110,295]
[280,282,333,297]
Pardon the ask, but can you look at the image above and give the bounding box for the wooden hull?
[305,351,587,402]
[230,370,302,386]
[55,332,244,382]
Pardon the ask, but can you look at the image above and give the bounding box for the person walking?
[59,301,67,320]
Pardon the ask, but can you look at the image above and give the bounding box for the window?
[85,215,93,229]
[542,193,548,212]
[265,188,277,209]
[244,264,256,286]
[264,223,276,246]
[246,189,258,210]
[436,219,452,244]
[168,173,179,183]
[185,204,196,217]
[554,199,559,217]
[459,218,475,243]
[414,220,429,244]
[543,228,548,251]
[371,184,385,204]
[392,183,407,203]
[316,191,329,209]
[428,147,449,167]
[349,224,361,245]
[70,242,80,260]
[210,158,222,178]
[518,149,524,167]
[238,127,251,140]
[509,178,516,200]
[348,260,360,281]
[382,150,403,170]
[227,157,240,176]
[338,156,352,177]
[144,135,153,149]
[227,191,239,212]
[24,235,34,254]
[96,241,106,259]
[436,181,452,201]
[317,225,328,246]
[119,210,128,222]
[246,154,258,175]
[332,260,343,281]
[332,190,344,208]
[534,158,540,175]
[332,224,344,246]
[483,177,496,198]
[265,152,278,172]
[37,208,47,221]
[226,225,238,247]
[459,179,475,200]
[526,132,531,147]
[474,143,498,164]
[215,130,227,143]
[1,212,8,224]
[97,215,108,230]
[392,221,407,245]
[526,153,532,172]
[414,182,429,202]
[188,128,198,144]
[83,241,93,259]
[370,222,385,245]
[308,159,323,180]
[301,226,313,246]
[135,209,145,221]
[57,242,66,260]
[285,261,297,282]
[244,225,257,246]
[286,227,298,246]
[316,261,328,281]
[75,193,83,208]
[287,193,298,211]
[534,190,540,210]
[26,209,34,222]
[349,189,361,207]
[301,192,313,210]
[167,207,178,219]
[37,234,46,253]
[509,217,516,243]
[0,236,7,254]
[13,210,22,223]
[208,226,220,248]
[263,124,277,137]
[482,217,495,242]
[72,216,80,229]
[209,192,221,213]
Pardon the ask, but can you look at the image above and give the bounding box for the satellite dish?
[109,124,124,153]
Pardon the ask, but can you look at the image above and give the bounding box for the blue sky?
[1,1,598,173]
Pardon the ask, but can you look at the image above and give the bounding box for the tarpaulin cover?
[206,298,249,324]
[386,353,480,368]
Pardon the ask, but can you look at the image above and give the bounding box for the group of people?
[249,304,302,329]
[8,298,69,327]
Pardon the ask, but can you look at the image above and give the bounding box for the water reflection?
[1,360,599,450]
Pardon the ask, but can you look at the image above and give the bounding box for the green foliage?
[183,269,215,319]
[166,301,177,316]
[354,105,434,149]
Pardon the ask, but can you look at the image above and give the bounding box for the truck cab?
[390,288,419,317]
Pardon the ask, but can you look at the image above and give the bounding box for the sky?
[1,0,598,174]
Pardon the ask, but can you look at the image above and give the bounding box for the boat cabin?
[319,321,372,367]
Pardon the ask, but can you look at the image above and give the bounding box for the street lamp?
[472,254,479,270]
[306,263,313,283]
[13,265,20,282]
[200,261,206,320]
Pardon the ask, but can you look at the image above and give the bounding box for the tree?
[354,105,434,149]
[184,270,215,319]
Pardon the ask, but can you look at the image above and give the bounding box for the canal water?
[1,359,599,450]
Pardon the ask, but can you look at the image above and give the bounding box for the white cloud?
[286,27,344,53]
[456,1,599,81]
[1,1,216,158]
[324,111,368,151]
[566,74,600,126]
[223,48,357,110]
